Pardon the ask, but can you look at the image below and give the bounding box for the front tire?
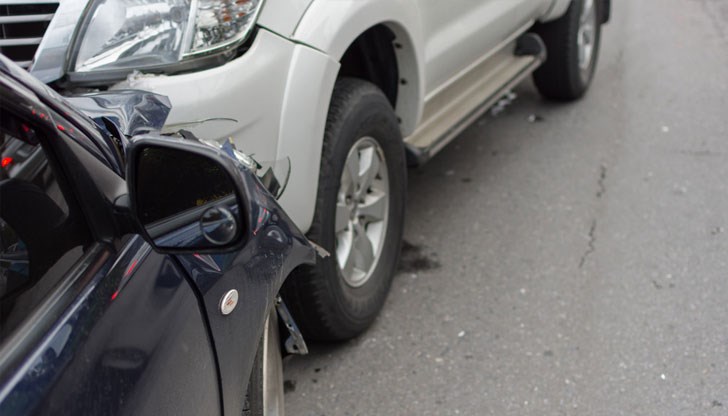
[282,78,406,341]
[533,0,602,101]
[244,308,284,416]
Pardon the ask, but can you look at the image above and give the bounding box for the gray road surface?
[284,0,728,414]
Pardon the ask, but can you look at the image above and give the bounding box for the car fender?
[540,0,573,22]
[291,0,425,136]
[540,0,611,24]
[274,43,339,232]
[257,0,313,37]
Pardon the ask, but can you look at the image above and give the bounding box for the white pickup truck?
[0,0,610,342]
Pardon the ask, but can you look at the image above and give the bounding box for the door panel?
[419,0,552,96]
[0,237,220,416]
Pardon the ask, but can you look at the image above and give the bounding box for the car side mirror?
[126,136,251,253]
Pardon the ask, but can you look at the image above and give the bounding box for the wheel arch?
[540,0,573,22]
[541,0,610,23]
[292,0,424,136]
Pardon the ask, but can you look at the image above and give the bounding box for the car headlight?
[70,0,263,78]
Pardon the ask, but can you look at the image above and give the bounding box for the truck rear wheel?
[533,0,602,100]
[282,78,406,341]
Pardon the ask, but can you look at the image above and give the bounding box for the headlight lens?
[72,0,263,74]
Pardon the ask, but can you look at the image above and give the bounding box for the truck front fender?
[291,0,425,137]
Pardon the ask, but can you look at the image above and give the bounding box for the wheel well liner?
[600,0,611,24]
[338,25,399,108]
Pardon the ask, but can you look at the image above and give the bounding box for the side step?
[405,33,546,166]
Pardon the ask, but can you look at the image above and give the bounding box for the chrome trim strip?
[0,0,56,4]
[0,14,54,24]
[0,37,42,46]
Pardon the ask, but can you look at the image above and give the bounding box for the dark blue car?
[0,55,315,416]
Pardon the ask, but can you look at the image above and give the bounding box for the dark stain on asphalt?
[399,240,441,273]
[543,350,554,357]
[712,400,723,408]
[461,177,473,183]
[284,380,296,393]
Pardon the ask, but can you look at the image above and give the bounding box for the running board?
[405,33,546,166]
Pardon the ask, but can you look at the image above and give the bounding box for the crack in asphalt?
[579,165,607,269]
[579,219,598,269]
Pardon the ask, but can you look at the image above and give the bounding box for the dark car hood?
[65,91,171,138]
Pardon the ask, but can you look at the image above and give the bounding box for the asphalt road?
[284,0,728,414]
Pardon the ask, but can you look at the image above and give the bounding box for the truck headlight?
[70,0,263,78]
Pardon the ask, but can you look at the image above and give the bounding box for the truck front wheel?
[282,78,406,341]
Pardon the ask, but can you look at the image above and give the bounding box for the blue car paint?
[1,236,221,416]
[175,171,314,416]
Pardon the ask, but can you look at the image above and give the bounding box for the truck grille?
[0,2,59,69]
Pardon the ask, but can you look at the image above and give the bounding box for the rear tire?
[282,78,406,341]
[533,0,602,101]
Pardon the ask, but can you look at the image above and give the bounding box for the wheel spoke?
[335,202,350,233]
[353,224,375,272]
[336,230,354,273]
[357,147,380,199]
[358,191,387,223]
[341,243,356,278]
[345,149,361,193]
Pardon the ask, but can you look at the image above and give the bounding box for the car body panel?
[417,0,552,96]
[65,91,171,138]
[257,0,313,37]
[0,237,221,416]
[291,0,426,136]
[541,0,574,21]
[174,170,314,416]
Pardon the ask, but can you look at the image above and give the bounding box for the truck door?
[417,0,553,96]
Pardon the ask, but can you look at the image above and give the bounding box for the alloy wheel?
[334,137,389,288]
[262,311,284,415]
[577,0,598,80]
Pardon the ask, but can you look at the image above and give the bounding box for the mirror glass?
[134,146,241,249]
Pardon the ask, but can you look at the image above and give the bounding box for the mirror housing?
[125,135,252,253]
